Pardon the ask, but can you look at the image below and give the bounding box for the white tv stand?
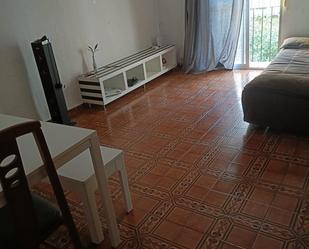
[79,45,177,108]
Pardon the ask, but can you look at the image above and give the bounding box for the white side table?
[57,146,133,244]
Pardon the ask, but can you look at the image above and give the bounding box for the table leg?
[89,134,121,247]
[80,182,104,244]
[117,156,133,213]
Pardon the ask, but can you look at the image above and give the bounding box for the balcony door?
[235,0,282,69]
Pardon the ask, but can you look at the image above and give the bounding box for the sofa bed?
[242,37,309,132]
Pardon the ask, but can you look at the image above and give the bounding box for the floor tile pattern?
[36,70,309,249]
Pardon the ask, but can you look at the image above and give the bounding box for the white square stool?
[57,146,133,244]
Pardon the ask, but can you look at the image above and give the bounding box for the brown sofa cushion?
[244,73,309,100]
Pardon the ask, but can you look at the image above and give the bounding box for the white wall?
[157,0,185,63]
[280,0,309,41]
[0,0,158,120]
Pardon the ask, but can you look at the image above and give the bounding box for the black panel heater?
[31,36,73,125]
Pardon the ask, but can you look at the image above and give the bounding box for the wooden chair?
[0,121,83,249]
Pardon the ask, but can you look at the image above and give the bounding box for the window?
[235,0,281,68]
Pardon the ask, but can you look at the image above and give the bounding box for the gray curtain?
[183,0,244,73]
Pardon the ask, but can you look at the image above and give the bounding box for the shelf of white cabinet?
[79,45,177,107]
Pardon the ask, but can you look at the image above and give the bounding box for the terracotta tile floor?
[37,69,309,249]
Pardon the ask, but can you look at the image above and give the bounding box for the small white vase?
[92,54,97,72]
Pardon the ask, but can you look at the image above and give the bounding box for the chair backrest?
[0,121,82,249]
